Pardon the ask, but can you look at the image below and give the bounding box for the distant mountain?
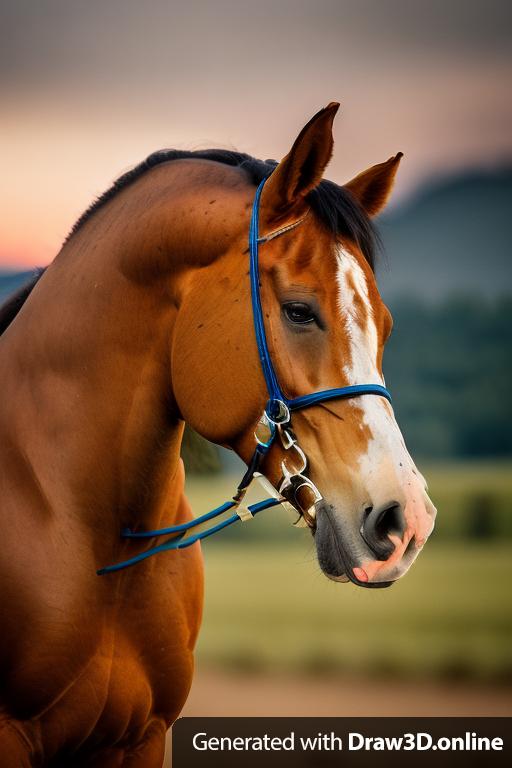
[378,166,512,303]
[0,269,36,303]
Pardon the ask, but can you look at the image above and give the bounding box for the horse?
[0,103,436,766]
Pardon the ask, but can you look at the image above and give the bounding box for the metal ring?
[278,425,296,450]
[293,478,322,505]
[254,412,276,448]
[281,443,308,477]
[265,399,290,425]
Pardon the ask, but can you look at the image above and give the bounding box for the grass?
[196,540,512,682]
[185,462,512,682]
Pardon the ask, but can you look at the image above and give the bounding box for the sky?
[1,0,511,268]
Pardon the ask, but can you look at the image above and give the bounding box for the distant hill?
[378,166,512,303]
[0,269,36,304]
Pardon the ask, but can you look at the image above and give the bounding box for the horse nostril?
[360,505,373,536]
[375,503,405,538]
[362,501,405,559]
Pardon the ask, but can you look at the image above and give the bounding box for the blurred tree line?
[384,294,512,458]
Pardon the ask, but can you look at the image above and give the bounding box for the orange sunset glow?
[2,0,511,269]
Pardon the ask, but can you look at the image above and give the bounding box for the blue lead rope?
[97,497,281,575]
[97,175,392,575]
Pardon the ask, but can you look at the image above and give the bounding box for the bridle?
[98,177,391,575]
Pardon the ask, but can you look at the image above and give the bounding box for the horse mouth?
[313,502,395,590]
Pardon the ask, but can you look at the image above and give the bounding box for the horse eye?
[283,302,316,325]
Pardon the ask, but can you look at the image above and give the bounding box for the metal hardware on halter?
[265,399,290,425]
[278,426,306,470]
[254,411,275,448]
[277,425,322,526]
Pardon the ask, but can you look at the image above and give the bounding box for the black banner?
[173,718,510,767]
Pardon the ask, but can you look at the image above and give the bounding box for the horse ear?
[261,102,339,217]
[344,153,403,216]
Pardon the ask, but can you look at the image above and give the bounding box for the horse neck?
[2,166,222,537]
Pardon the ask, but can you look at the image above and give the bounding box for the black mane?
[1,148,379,336]
[69,148,379,268]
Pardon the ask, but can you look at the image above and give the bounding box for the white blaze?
[335,245,434,570]
[335,245,381,387]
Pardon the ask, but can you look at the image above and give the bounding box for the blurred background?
[2,0,511,731]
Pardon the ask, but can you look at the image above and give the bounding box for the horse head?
[171,104,436,588]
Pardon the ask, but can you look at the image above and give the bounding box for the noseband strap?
[98,177,391,575]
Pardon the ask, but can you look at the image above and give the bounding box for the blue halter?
[97,176,391,575]
[249,178,391,421]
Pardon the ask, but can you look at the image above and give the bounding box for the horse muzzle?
[313,492,437,589]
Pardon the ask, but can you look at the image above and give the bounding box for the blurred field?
[197,541,511,682]
[420,461,512,539]
[186,462,512,683]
